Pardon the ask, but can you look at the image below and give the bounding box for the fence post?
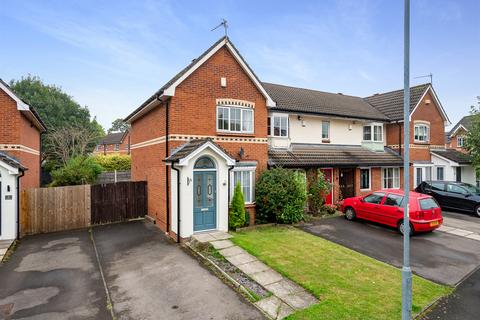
[114,170,117,183]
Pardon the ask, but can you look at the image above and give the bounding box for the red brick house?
[0,79,46,190]
[93,131,131,155]
[126,36,455,240]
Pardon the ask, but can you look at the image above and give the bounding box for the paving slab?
[265,279,305,298]
[446,229,474,237]
[237,260,270,275]
[210,239,235,249]
[282,290,318,310]
[466,234,480,241]
[251,269,283,286]
[209,231,233,240]
[255,296,294,319]
[225,252,257,266]
[191,233,217,243]
[219,246,245,257]
[437,225,455,232]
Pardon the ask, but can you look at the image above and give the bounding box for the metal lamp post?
[402,0,413,319]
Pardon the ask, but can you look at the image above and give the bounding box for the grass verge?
[232,226,451,320]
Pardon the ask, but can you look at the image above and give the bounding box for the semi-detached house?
[125,36,452,240]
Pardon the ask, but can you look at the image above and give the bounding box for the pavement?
[300,214,480,286]
[0,221,264,320]
[192,232,318,320]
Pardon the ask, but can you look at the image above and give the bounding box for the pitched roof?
[449,115,476,136]
[364,83,431,121]
[0,78,47,132]
[431,149,472,165]
[264,82,389,121]
[125,36,275,122]
[0,151,26,170]
[268,144,403,167]
[98,132,127,145]
[166,138,234,163]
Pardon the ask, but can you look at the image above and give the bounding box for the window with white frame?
[268,114,288,137]
[382,167,400,189]
[414,123,430,142]
[114,144,120,151]
[322,121,330,140]
[217,106,253,133]
[360,168,371,190]
[457,136,465,147]
[436,166,445,180]
[363,124,383,142]
[231,169,255,203]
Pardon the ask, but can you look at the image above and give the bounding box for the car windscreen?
[419,198,439,210]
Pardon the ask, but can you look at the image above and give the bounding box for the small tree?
[466,102,480,178]
[255,167,307,224]
[229,183,246,229]
[92,154,131,171]
[50,156,103,187]
[308,170,332,215]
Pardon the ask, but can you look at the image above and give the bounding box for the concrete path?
[193,232,318,319]
[0,222,264,320]
[439,211,480,241]
[0,240,13,262]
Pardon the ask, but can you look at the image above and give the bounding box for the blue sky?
[1,0,478,130]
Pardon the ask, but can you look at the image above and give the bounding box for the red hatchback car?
[340,189,443,235]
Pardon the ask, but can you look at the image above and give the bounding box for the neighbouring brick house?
[93,131,131,155]
[0,79,46,241]
[125,36,455,240]
[0,79,46,190]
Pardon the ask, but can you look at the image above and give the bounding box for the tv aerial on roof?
[211,19,228,37]
[414,73,433,84]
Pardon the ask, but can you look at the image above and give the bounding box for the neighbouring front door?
[339,168,355,199]
[193,171,217,231]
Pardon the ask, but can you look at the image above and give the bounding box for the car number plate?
[430,221,439,227]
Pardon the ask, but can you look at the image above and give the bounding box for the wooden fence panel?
[91,181,147,224]
[20,185,91,237]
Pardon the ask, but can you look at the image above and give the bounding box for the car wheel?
[345,207,356,221]
[475,205,480,218]
[398,220,414,236]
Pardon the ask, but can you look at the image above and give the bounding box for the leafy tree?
[108,118,130,133]
[465,98,480,177]
[229,183,246,229]
[255,168,307,224]
[92,154,131,171]
[10,75,105,169]
[50,156,103,187]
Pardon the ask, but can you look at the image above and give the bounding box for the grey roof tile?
[431,149,471,165]
[166,138,234,162]
[98,132,127,145]
[269,144,403,167]
[449,115,476,136]
[0,151,26,170]
[264,82,389,121]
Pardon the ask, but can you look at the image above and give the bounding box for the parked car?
[415,181,480,217]
[340,189,443,235]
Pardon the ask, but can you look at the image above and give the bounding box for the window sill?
[322,139,331,143]
[217,131,255,137]
[360,188,371,192]
[268,135,289,139]
[414,141,430,144]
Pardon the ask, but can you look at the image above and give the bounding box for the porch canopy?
[268,143,403,168]
[430,149,472,165]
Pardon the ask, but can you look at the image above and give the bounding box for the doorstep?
[191,230,318,319]
[0,240,14,262]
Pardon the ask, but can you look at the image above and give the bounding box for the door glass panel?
[384,194,403,207]
[363,192,385,204]
[206,175,214,207]
[195,174,202,207]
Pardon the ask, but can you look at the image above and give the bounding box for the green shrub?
[308,170,332,215]
[229,183,247,229]
[92,154,131,171]
[50,156,103,187]
[255,168,307,224]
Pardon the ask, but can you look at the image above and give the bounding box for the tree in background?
[229,183,246,229]
[10,75,104,171]
[465,97,480,177]
[108,118,130,133]
[50,156,103,187]
[92,154,131,171]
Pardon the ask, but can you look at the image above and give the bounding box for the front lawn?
[232,226,451,320]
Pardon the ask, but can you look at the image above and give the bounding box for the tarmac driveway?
[0,221,263,320]
[301,215,480,286]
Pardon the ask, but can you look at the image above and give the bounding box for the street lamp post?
[402,0,413,319]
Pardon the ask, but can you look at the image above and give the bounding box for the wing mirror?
[359,197,365,203]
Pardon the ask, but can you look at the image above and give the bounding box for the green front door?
[193,171,217,231]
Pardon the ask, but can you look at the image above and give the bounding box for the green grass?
[232,226,451,320]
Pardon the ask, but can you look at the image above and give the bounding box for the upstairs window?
[363,124,383,142]
[268,114,288,137]
[217,106,254,134]
[457,136,465,147]
[414,123,430,142]
[322,121,330,140]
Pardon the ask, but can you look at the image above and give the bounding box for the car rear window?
[419,198,439,210]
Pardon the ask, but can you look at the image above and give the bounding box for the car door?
[357,192,385,221]
[445,184,470,211]
[427,182,448,207]
[376,193,404,226]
